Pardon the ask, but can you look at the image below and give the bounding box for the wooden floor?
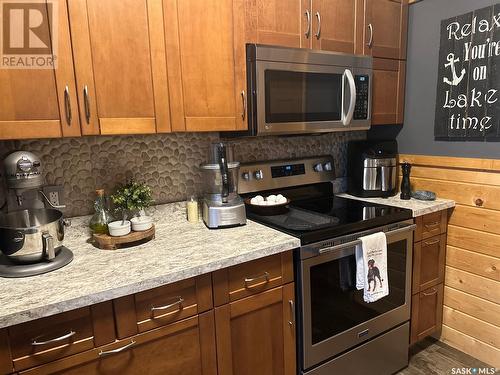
[398,338,493,375]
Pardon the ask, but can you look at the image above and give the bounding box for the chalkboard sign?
[434,4,500,141]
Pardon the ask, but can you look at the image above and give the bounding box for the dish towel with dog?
[355,232,389,303]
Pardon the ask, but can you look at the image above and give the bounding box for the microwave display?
[354,75,370,120]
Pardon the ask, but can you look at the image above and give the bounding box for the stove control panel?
[239,156,335,194]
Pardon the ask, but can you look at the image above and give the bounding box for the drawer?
[213,251,294,306]
[412,234,446,294]
[115,274,212,336]
[414,210,447,241]
[9,308,95,371]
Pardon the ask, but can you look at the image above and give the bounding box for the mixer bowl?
[200,162,240,199]
[0,209,65,263]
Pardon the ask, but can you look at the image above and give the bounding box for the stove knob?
[242,171,251,181]
[323,162,332,171]
[313,163,323,172]
[254,169,264,180]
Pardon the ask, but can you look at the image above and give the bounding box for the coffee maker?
[200,143,246,228]
[0,151,73,277]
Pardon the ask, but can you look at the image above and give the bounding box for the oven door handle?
[318,224,416,255]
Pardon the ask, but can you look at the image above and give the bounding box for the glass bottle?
[89,189,114,234]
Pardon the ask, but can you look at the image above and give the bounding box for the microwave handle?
[342,69,356,126]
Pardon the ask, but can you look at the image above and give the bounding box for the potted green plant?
[109,180,154,235]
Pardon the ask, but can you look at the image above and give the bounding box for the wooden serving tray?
[92,225,155,250]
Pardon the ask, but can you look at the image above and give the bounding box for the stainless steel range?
[239,156,415,375]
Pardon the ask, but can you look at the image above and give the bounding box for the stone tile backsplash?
[0,131,365,217]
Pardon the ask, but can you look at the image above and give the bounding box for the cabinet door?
[164,0,247,132]
[412,234,446,294]
[215,284,296,375]
[363,0,408,59]
[371,58,405,125]
[68,0,171,135]
[0,0,80,140]
[20,313,217,375]
[410,284,444,344]
[311,0,362,53]
[245,0,310,48]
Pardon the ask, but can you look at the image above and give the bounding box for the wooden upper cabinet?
[245,0,310,48]
[363,0,408,60]
[311,0,362,53]
[164,0,247,132]
[0,0,80,140]
[371,58,405,125]
[68,0,171,135]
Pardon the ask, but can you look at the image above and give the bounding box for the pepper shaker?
[400,162,412,200]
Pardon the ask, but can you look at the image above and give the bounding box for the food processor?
[200,143,246,228]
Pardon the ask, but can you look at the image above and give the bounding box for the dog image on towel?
[366,259,383,292]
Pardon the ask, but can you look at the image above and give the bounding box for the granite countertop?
[338,193,455,217]
[0,202,300,329]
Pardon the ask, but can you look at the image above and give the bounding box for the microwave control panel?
[353,75,370,120]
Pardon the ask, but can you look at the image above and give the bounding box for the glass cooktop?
[245,185,412,245]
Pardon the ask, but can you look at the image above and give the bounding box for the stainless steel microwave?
[229,44,372,137]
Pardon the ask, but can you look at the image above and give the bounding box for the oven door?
[255,61,356,135]
[299,222,414,370]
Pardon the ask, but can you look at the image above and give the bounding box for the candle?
[187,197,199,223]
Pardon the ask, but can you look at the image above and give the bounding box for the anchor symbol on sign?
[443,53,466,86]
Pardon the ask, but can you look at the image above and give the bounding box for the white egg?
[259,200,269,206]
[277,196,287,204]
[250,197,259,205]
[267,195,277,203]
[276,194,285,200]
[254,195,264,202]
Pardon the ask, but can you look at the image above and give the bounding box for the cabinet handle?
[99,340,136,357]
[241,90,246,120]
[423,238,440,246]
[244,271,269,287]
[367,23,373,48]
[304,10,311,38]
[32,330,76,346]
[83,85,91,124]
[288,300,295,327]
[424,221,440,230]
[421,288,438,297]
[314,11,321,39]
[64,85,72,126]
[151,296,184,315]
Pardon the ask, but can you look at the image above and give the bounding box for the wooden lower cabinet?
[215,283,296,375]
[20,312,217,375]
[410,284,444,344]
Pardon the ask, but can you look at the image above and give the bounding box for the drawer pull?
[424,221,440,230]
[32,330,76,346]
[151,296,184,314]
[244,271,269,287]
[421,288,438,297]
[99,340,136,357]
[424,239,440,246]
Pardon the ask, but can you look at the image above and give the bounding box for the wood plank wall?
[399,154,500,367]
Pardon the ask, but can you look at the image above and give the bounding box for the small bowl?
[130,216,153,231]
[108,220,131,237]
[411,190,436,201]
[244,198,290,216]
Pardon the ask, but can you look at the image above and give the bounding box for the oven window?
[309,240,407,345]
[265,70,342,123]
